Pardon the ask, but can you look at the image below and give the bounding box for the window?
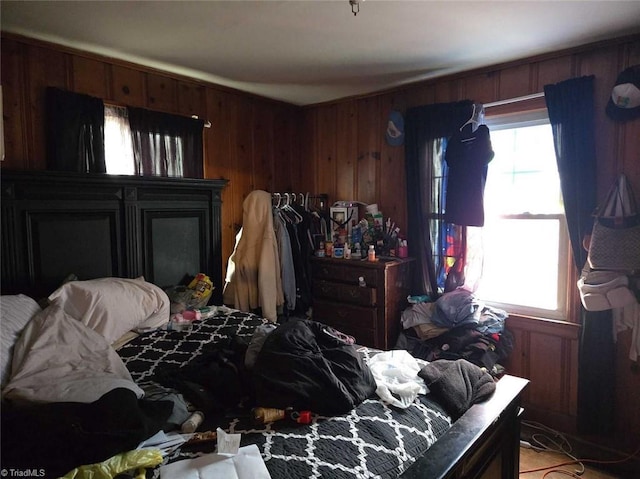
[103,104,204,178]
[469,109,570,320]
[104,105,135,175]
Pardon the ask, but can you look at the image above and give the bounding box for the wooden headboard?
[1,170,228,304]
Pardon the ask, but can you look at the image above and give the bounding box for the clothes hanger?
[281,193,303,223]
[459,103,485,134]
[273,193,282,208]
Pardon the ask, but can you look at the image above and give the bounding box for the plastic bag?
[62,448,163,479]
[166,273,214,312]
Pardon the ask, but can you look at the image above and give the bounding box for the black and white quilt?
[118,308,452,479]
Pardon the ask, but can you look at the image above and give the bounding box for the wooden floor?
[519,446,622,478]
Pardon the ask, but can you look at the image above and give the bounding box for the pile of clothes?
[396,289,513,376]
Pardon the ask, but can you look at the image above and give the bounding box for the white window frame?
[478,109,571,321]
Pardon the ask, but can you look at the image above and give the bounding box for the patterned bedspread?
[118,308,452,479]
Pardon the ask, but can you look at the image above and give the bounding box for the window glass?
[471,115,569,319]
[484,124,563,215]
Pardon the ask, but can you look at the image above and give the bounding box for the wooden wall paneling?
[502,323,529,401]
[205,89,238,278]
[1,37,27,168]
[335,100,357,202]
[498,63,534,100]
[298,108,316,195]
[405,83,435,110]
[204,88,233,181]
[503,316,580,425]
[355,96,381,205]
[535,55,575,91]
[250,100,274,193]
[316,104,338,201]
[620,40,640,188]
[378,92,408,231]
[290,109,309,194]
[577,44,625,192]
[568,338,579,418]
[71,56,108,99]
[203,90,230,175]
[233,94,254,208]
[291,108,307,192]
[433,80,457,104]
[25,44,68,170]
[271,104,289,192]
[629,37,640,64]
[146,72,177,112]
[177,80,206,118]
[621,118,640,187]
[527,332,566,414]
[462,71,498,105]
[110,65,145,106]
[274,104,302,193]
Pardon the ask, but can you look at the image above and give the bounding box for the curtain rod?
[482,92,544,108]
[191,115,211,128]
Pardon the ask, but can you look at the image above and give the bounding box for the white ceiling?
[2,1,640,106]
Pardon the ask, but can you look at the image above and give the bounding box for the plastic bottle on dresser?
[368,244,376,262]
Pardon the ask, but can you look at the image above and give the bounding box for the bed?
[0,170,528,479]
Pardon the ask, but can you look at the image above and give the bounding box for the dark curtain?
[127,107,204,178]
[45,87,105,173]
[544,75,614,435]
[404,100,473,296]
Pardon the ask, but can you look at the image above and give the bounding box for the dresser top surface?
[311,256,413,269]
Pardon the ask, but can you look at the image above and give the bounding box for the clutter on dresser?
[323,201,408,260]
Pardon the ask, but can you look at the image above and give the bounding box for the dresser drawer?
[310,257,414,350]
[313,299,377,330]
[313,279,376,306]
[311,261,380,288]
[313,300,376,347]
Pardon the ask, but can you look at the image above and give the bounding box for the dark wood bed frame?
[1,169,228,304]
[0,169,528,479]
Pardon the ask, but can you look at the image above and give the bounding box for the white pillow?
[1,294,42,388]
[48,277,170,344]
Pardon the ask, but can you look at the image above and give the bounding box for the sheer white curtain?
[104,105,135,175]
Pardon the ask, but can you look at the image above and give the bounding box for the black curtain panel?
[544,75,614,435]
[127,107,204,178]
[404,100,473,296]
[45,87,106,173]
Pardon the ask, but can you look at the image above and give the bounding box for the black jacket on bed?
[252,318,376,415]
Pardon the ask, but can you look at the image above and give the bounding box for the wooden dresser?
[310,256,414,350]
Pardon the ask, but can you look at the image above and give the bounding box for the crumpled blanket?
[418,358,495,419]
[3,302,143,404]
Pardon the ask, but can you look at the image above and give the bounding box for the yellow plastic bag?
[188,273,214,302]
[61,448,163,479]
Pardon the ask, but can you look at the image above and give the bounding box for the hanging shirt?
[444,124,494,227]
